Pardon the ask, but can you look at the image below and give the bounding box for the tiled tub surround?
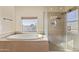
[0,34,49,52]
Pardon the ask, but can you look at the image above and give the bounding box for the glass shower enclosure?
[66,8,79,51]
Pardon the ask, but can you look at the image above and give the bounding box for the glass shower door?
[66,9,79,51]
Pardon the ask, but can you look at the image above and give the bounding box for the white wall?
[15,6,45,34]
[0,6,16,36]
[0,6,48,37]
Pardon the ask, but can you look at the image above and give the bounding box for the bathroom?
[0,6,79,52]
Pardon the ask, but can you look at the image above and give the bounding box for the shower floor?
[59,33,79,51]
[49,33,79,52]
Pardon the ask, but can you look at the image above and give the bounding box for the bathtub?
[6,33,44,40]
[0,33,49,51]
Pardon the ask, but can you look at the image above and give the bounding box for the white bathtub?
[6,33,43,40]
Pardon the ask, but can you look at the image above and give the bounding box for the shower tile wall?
[48,12,66,51]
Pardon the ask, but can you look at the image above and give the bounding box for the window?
[67,10,77,22]
[66,9,78,32]
[22,17,38,32]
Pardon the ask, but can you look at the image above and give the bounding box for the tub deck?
[0,37,49,52]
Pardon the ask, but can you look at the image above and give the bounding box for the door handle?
[67,26,71,31]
